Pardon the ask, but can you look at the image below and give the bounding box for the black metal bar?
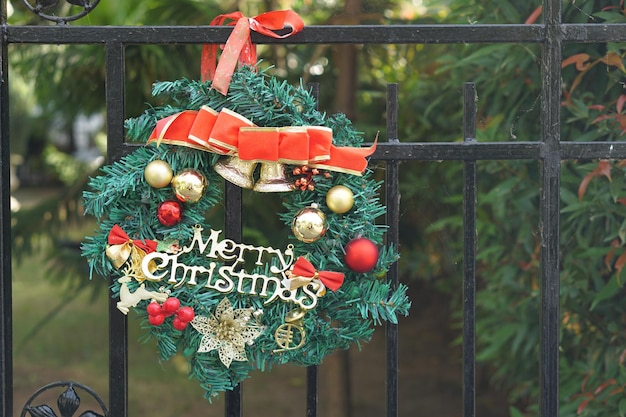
[372,142,545,161]
[385,83,400,417]
[6,24,545,45]
[105,40,128,417]
[462,83,477,417]
[540,1,561,417]
[118,139,626,163]
[0,0,13,416]
[8,23,626,46]
[224,180,243,417]
[105,41,127,162]
[306,365,318,417]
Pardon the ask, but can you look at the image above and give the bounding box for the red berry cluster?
[292,165,330,191]
[147,297,195,331]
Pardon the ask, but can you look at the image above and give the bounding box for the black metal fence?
[2,0,626,416]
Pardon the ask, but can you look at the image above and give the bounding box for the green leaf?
[509,406,525,417]
[590,277,622,310]
[619,397,626,417]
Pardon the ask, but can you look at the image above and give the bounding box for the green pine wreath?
[81,66,410,400]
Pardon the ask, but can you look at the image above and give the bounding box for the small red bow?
[201,10,305,95]
[106,225,157,269]
[287,256,344,292]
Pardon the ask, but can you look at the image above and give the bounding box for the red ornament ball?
[177,306,195,323]
[148,313,165,326]
[344,237,379,273]
[146,301,162,316]
[162,297,181,314]
[157,200,183,227]
[172,317,188,331]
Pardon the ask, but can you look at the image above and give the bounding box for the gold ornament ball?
[292,204,327,243]
[144,160,173,188]
[326,185,354,214]
[171,169,208,203]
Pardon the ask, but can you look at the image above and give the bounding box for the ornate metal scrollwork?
[20,0,100,24]
[20,381,108,417]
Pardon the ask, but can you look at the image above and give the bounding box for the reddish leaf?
[578,160,612,201]
[597,159,612,180]
[525,6,542,24]
[588,104,606,111]
[593,378,617,395]
[577,397,592,415]
[619,349,626,366]
[618,95,626,113]
[581,374,591,392]
[578,172,594,201]
[605,239,620,270]
[592,114,615,124]
[615,252,626,281]
[600,52,626,72]
[562,53,591,71]
[616,114,626,132]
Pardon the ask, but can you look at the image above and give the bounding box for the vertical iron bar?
[306,81,320,417]
[462,82,477,417]
[105,40,128,417]
[306,365,318,417]
[224,180,243,417]
[0,0,12,416]
[385,83,400,417]
[540,1,562,417]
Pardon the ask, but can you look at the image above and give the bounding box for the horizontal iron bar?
[8,23,626,45]
[6,24,546,45]
[120,141,626,161]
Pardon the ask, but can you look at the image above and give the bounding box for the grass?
[11,248,224,416]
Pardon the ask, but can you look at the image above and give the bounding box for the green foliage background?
[8,0,626,415]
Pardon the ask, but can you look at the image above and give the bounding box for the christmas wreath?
[81,11,410,401]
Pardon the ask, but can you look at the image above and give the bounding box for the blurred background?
[8,1,626,416]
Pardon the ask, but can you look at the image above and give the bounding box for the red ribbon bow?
[288,256,344,292]
[148,107,377,176]
[202,10,305,95]
[106,225,158,269]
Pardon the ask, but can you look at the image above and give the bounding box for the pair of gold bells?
[214,155,295,193]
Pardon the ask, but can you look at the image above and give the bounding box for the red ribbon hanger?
[202,10,305,95]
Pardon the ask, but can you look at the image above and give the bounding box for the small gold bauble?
[292,204,327,243]
[144,160,173,188]
[326,185,354,214]
[171,169,208,203]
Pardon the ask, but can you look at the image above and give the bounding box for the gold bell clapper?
[253,162,295,192]
[213,156,257,189]
[214,156,295,192]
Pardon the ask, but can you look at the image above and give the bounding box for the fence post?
[0,0,13,416]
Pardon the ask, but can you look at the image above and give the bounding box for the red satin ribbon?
[291,256,344,292]
[148,107,376,176]
[202,10,305,95]
[108,224,157,254]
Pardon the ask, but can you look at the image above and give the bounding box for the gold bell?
[213,156,257,189]
[253,162,295,193]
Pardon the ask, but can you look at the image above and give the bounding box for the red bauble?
[172,317,188,331]
[177,306,195,323]
[146,301,162,316]
[148,314,165,326]
[157,200,183,227]
[162,297,181,314]
[344,237,379,273]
